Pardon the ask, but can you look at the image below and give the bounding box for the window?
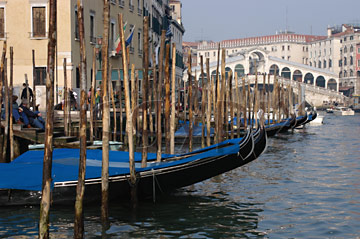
[0,7,5,39]
[344,37,347,41]
[344,46,347,53]
[350,56,353,65]
[350,35,354,40]
[318,61,321,68]
[213,52,215,57]
[329,59,332,68]
[119,0,125,7]
[110,0,116,4]
[32,6,46,38]
[358,47,360,54]
[344,57,347,66]
[350,70,353,77]
[323,60,326,68]
[110,21,115,50]
[34,67,46,85]
[74,7,79,39]
[129,0,134,11]
[138,30,142,55]
[344,70,347,77]
[287,45,290,51]
[90,11,95,43]
[350,45,353,52]
[358,60,360,67]
[282,45,285,51]
[339,59,342,67]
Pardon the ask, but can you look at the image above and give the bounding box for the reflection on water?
[0,114,359,238]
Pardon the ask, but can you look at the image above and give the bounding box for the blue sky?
[181,0,360,42]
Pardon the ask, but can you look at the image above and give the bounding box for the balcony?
[129,4,134,12]
[137,8,143,15]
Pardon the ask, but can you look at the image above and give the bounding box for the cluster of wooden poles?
[0,0,305,237]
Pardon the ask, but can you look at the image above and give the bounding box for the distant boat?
[332,107,355,116]
[326,108,334,113]
[0,127,267,206]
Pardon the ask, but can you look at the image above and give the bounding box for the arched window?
[344,46,347,53]
[344,57,347,66]
[329,59,332,68]
[350,45,353,52]
[350,70,353,77]
[344,70,347,77]
[323,60,327,68]
[314,61,316,67]
[339,71,342,78]
[350,56,353,65]
[310,62,312,67]
[318,61,322,68]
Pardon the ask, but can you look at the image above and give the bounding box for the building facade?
[0,0,144,110]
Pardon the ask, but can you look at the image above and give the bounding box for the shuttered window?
[0,8,4,39]
[32,7,46,37]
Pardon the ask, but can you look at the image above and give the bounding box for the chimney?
[327,27,332,37]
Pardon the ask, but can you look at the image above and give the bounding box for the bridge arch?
[269,64,279,75]
[235,64,245,77]
[315,76,326,88]
[327,78,337,91]
[292,70,302,82]
[304,73,314,85]
[281,67,291,79]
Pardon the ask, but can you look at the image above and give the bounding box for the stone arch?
[304,73,314,84]
[327,78,337,91]
[269,64,279,75]
[248,50,265,74]
[235,64,245,77]
[281,67,291,79]
[292,70,302,82]
[316,76,325,88]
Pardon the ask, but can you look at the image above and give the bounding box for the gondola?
[265,114,296,136]
[0,126,267,206]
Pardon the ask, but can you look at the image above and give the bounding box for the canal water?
[0,113,359,238]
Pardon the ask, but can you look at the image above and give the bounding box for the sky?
[180,0,360,42]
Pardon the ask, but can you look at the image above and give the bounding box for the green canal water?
[0,113,359,238]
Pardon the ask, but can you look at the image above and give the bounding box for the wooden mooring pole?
[170,43,176,155]
[39,0,56,237]
[74,0,88,237]
[141,16,149,165]
[101,0,110,229]
[9,47,14,162]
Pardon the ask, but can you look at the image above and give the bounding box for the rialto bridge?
[186,48,347,106]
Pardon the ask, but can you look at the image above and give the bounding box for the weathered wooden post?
[90,47,96,142]
[170,43,176,154]
[32,50,37,109]
[0,41,6,130]
[188,49,193,152]
[63,59,70,136]
[9,47,14,162]
[101,0,110,228]
[110,70,117,141]
[200,56,206,148]
[164,43,171,154]
[206,58,211,147]
[229,71,234,139]
[117,69,123,142]
[242,77,247,129]
[74,1,87,237]
[220,49,226,141]
[215,44,220,144]
[235,72,240,137]
[39,0,56,237]
[2,58,8,162]
[156,30,165,162]
[141,16,149,166]
[119,13,136,204]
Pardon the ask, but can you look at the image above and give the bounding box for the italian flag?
[115,21,127,54]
